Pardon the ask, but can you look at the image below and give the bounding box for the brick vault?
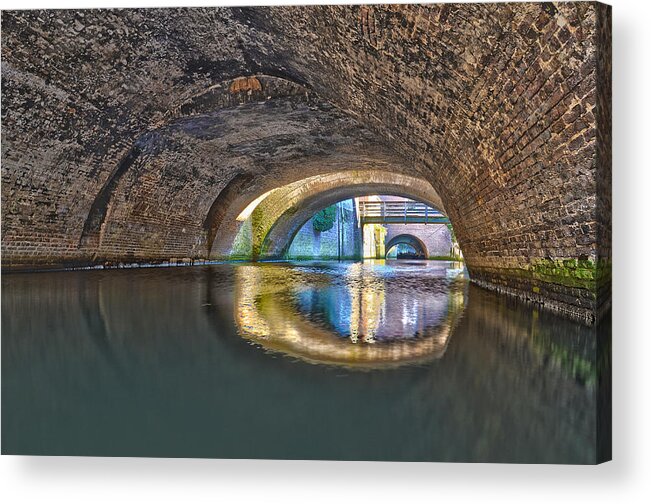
[1,3,611,322]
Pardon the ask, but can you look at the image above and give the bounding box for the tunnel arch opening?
[259,190,449,261]
[251,190,459,263]
[208,170,448,261]
[386,234,428,260]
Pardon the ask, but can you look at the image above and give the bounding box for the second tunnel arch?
[208,170,448,260]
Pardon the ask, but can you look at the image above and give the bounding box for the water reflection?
[235,260,467,368]
[1,262,606,463]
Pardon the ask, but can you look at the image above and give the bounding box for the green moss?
[250,207,268,258]
[230,218,253,260]
[428,255,464,261]
[524,257,611,293]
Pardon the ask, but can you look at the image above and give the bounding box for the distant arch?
[385,234,428,258]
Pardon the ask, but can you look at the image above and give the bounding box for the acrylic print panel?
[1,2,611,463]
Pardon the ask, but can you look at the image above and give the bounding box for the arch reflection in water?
[234,260,467,369]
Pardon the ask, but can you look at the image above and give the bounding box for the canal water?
[2,260,605,463]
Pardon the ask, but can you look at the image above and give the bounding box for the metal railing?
[358,201,449,224]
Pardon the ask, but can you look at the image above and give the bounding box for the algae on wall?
[230,218,253,260]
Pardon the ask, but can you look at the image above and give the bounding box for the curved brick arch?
[1,4,610,321]
[235,3,611,321]
[386,234,429,258]
[384,222,455,260]
[259,180,442,260]
[208,169,439,260]
[210,170,443,260]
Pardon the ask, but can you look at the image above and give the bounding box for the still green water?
[2,260,605,462]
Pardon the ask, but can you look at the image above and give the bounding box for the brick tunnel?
[1,4,611,323]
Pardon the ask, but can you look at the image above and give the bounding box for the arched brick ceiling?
[2,8,254,267]
[208,171,444,259]
[1,4,610,322]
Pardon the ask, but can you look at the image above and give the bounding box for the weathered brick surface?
[2,8,250,266]
[85,96,393,263]
[1,3,611,322]
[594,3,612,320]
[385,224,454,259]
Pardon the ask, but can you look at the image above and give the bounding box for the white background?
[1,0,650,502]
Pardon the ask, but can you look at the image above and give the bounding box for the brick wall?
[385,224,454,259]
